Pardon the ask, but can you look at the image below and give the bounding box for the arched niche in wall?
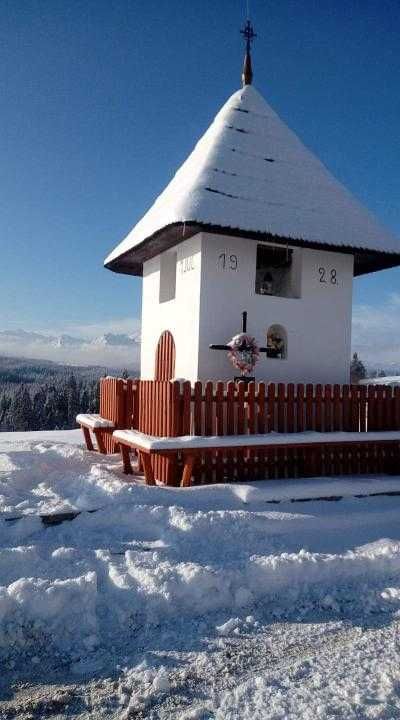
[155,330,176,380]
[266,325,287,359]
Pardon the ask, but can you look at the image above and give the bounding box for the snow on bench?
[112,429,400,487]
[76,413,115,454]
[113,429,400,452]
[76,414,115,430]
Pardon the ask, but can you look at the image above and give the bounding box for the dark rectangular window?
[255,245,300,299]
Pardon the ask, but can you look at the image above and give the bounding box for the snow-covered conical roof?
[105,84,400,276]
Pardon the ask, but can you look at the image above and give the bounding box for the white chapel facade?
[140,231,354,384]
[105,25,400,385]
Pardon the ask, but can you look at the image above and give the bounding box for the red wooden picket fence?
[100,378,400,485]
[99,377,138,453]
[136,380,182,483]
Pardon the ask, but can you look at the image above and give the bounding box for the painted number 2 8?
[319,267,337,285]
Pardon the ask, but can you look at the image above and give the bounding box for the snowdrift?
[1,430,400,667]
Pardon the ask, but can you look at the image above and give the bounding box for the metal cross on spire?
[240,19,256,86]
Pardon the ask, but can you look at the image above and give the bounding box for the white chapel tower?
[105,23,400,385]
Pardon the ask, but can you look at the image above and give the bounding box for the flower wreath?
[227,333,260,376]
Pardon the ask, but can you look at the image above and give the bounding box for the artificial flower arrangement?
[227,333,260,376]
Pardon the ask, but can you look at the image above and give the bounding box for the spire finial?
[240,19,256,86]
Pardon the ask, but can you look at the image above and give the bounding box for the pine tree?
[66,374,80,426]
[44,387,57,430]
[32,387,46,430]
[11,386,33,431]
[0,393,11,428]
[80,386,90,413]
[88,380,100,413]
[55,386,68,428]
[350,353,367,384]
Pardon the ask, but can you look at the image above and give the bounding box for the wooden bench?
[113,429,400,487]
[76,413,115,454]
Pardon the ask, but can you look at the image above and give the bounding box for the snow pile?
[2,496,400,662]
[2,430,400,716]
[117,662,170,718]
[3,429,400,516]
[0,571,97,656]
[0,430,127,516]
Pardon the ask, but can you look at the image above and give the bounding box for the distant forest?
[0,356,132,432]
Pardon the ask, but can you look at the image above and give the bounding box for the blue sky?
[1,0,399,366]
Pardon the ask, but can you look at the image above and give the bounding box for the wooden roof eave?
[103,221,400,278]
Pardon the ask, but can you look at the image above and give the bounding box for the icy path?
[2,618,400,719]
[1,431,400,718]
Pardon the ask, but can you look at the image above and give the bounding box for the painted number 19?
[218,253,238,271]
[319,267,337,285]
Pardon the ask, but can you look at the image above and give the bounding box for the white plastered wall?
[197,232,354,384]
[141,231,353,384]
[140,235,202,380]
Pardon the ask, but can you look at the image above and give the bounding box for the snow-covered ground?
[2,430,400,718]
[363,375,400,387]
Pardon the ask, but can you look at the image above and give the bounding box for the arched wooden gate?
[155,330,176,380]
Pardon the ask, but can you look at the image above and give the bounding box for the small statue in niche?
[266,330,285,359]
[259,271,274,295]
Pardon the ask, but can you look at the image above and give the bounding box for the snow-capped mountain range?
[0,329,141,368]
[0,328,141,347]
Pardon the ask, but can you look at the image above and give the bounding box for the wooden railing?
[102,379,400,484]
